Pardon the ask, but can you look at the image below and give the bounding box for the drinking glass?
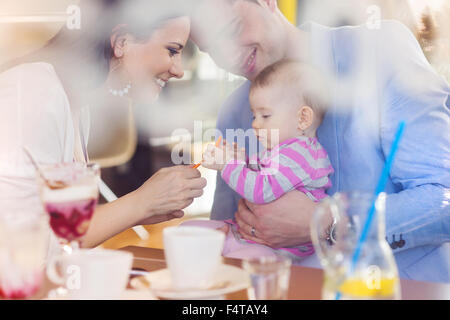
[242,255,292,300]
[0,213,48,299]
[38,162,100,254]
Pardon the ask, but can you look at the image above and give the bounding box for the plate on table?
[130,264,250,299]
[44,289,157,300]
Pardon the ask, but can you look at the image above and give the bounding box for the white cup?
[163,226,225,290]
[47,249,133,299]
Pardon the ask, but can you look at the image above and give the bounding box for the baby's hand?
[202,143,226,170]
[202,140,246,171]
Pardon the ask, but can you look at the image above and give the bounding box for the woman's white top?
[0,62,90,256]
[0,62,90,211]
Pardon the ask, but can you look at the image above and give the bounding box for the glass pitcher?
[310,192,401,300]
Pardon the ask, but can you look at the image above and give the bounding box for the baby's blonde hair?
[250,59,330,117]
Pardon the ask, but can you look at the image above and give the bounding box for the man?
[191,0,450,282]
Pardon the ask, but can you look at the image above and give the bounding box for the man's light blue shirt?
[211,20,450,283]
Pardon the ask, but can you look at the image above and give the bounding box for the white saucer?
[44,289,157,300]
[130,264,250,299]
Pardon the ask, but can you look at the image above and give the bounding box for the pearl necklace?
[109,83,132,97]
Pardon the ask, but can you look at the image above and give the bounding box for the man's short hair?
[250,59,330,114]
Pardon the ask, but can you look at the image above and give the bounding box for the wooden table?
[122,245,450,300]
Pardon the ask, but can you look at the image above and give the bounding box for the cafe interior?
[0,0,449,301]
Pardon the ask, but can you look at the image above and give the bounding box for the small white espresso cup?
[163,226,225,290]
[47,248,133,299]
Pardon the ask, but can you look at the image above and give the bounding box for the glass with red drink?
[38,162,100,253]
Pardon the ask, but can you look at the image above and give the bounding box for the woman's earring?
[109,82,132,97]
[108,59,132,97]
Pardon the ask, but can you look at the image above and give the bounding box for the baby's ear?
[297,106,314,131]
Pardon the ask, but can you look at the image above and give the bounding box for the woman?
[0,0,205,248]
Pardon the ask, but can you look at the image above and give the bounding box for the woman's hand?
[234,190,318,248]
[82,165,204,248]
[134,165,207,223]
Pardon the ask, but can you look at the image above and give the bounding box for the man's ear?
[258,0,278,12]
[297,106,314,131]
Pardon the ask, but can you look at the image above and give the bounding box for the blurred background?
[1,0,449,248]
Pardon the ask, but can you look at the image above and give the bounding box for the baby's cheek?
[276,127,293,144]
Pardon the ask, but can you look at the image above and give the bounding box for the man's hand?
[235,190,318,248]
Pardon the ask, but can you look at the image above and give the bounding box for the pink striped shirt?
[221,136,334,204]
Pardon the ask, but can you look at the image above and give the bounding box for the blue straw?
[335,121,406,300]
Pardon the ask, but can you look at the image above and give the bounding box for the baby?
[184,60,334,261]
